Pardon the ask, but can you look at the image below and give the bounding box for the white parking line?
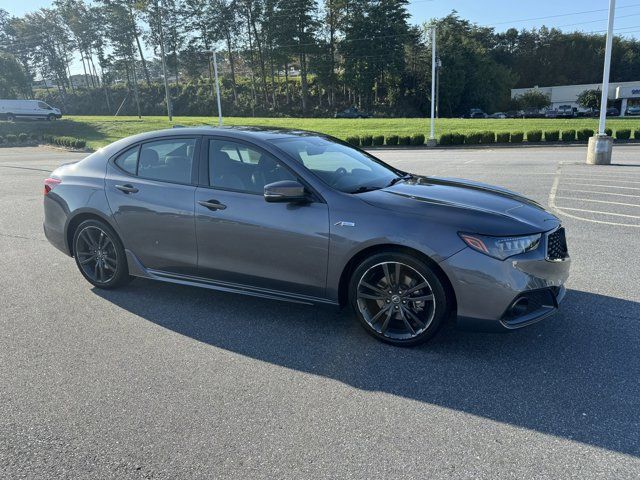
[559,207,640,219]
[562,177,640,184]
[568,189,640,198]
[564,182,640,191]
[555,196,640,208]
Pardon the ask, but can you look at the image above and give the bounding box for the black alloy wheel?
[73,219,131,289]
[349,252,449,346]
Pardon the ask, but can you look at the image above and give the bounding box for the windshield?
[270,136,401,193]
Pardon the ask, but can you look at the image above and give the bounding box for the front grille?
[547,227,568,260]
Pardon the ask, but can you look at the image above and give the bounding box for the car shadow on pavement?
[94,282,640,457]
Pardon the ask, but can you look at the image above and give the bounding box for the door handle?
[115,184,139,194]
[198,199,227,211]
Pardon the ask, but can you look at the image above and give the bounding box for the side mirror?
[264,180,308,203]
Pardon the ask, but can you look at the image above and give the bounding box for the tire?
[6,114,15,122]
[72,219,132,289]
[47,114,56,121]
[349,252,450,346]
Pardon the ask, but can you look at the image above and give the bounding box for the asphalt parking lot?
[1,145,639,479]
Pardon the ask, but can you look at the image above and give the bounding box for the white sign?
[615,86,640,99]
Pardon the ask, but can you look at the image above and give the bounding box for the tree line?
[1,2,640,117]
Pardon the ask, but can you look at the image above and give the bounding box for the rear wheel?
[349,252,449,346]
[72,219,131,289]
[6,113,15,122]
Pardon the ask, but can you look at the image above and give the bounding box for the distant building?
[511,80,640,116]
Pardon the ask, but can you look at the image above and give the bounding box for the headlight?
[459,232,541,260]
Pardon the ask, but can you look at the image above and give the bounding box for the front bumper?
[439,241,570,332]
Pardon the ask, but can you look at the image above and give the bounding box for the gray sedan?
[43,127,570,346]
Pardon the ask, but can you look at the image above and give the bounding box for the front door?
[195,137,330,299]
[105,136,200,275]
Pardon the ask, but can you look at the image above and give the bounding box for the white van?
[0,99,62,121]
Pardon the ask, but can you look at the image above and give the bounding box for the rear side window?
[138,138,197,184]
[114,146,139,175]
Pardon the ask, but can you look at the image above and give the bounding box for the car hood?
[359,176,560,236]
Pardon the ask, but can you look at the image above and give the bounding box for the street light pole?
[598,0,616,135]
[587,0,616,164]
[157,1,173,122]
[428,26,437,146]
[206,50,223,127]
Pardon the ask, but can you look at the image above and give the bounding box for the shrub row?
[438,128,640,145]
[346,133,426,147]
[0,132,86,149]
[41,134,86,149]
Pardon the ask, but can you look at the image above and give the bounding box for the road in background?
[1,146,639,479]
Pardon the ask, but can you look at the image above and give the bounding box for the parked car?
[606,107,620,117]
[544,109,558,118]
[0,99,62,121]
[335,107,370,119]
[469,108,488,119]
[43,127,570,346]
[489,112,507,119]
[626,105,640,116]
[521,108,544,118]
[504,110,519,118]
[556,105,576,118]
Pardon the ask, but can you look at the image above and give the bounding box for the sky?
[4,0,640,75]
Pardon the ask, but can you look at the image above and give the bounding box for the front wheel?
[47,114,56,121]
[72,219,132,289]
[349,252,450,346]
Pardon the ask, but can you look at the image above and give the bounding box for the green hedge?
[360,135,373,147]
[41,134,86,149]
[605,128,613,137]
[527,130,542,142]
[465,131,482,144]
[616,129,631,140]
[372,135,384,146]
[346,135,360,146]
[545,130,560,142]
[398,135,411,146]
[496,132,510,143]
[576,128,594,141]
[562,130,576,142]
[386,134,399,146]
[510,132,524,143]
[411,133,425,146]
[480,131,495,144]
[634,129,640,140]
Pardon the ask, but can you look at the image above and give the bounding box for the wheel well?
[337,244,457,312]
[66,212,114,256]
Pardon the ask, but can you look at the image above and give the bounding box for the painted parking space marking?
[549,162,640,228]
[554,196,640,208]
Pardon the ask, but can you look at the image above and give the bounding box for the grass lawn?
[1,115,639,150]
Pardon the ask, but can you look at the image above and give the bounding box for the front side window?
[209,139,296,194]
[137,138,196,184]
[270,136,399,193]
[37,102,51,110]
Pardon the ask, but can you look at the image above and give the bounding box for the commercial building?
[511,80,640,116]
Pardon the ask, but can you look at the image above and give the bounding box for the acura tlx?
[44,127,570,346]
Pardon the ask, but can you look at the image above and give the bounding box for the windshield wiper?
[348,185,382,194]
[386,173,413,187]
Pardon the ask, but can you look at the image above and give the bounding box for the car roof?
[96,125,331,157]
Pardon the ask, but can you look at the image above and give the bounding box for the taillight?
[44,177,61,195]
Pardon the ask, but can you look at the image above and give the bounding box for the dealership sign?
[616,86,640,99]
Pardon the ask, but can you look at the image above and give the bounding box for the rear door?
[194,137,330,299]
[105,136,200,275]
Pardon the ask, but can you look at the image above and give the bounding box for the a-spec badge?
[334,221,356,227]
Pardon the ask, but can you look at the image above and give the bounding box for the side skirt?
[125,249,338,307]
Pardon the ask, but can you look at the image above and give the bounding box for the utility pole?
[157,1,173,122]
[587,0,616,164]
[427,26,437,146]
[435,57,442,119]
[205,50,223,126]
